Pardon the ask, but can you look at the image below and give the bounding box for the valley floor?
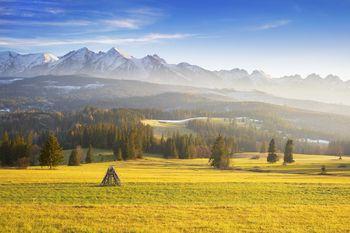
[0,154,349,232]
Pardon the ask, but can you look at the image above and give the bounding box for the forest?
[0,106,342,168]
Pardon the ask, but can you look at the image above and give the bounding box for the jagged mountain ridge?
[0,47,349,105]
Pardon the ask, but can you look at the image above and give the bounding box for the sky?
[0,0,350,79]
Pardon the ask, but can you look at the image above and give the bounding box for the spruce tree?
[13,134,30,168]
[170,138,178,159]
[267,139,278,163]
[116,148,123,161]
[160,134,166,156]
[0,132,11,166]
[39,134,63,169]
[68,146,82,166]
[283,139,294,163]
[209,135,230,169]
[125,130,136,160]
[135,132,143,159]
[85,144,93,163]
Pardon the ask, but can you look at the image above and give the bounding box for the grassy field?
[0,154,349,232]
[141,119,196,138]
[141,117,256,138]
[63,148,113,164]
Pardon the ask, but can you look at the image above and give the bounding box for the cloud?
[0,17,153,29]
[103,19,141,29]
[0,19,91,26]
[0,6,15,15]
[251,19,291,31]
[126,7,164,17]
[45,7,65,14]
[0,4,63,17]
[0,33,192,47]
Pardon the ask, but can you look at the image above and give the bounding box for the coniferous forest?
[0,106,343,168]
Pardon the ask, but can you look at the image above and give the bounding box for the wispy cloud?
[126,7,164,17]
[0,3,164,31]
[45,7,65,14]
[103,19,141,29]
[0,16,157,29]
[0,6,15,15]
[0,33,192,47]
[251,19,291,31]
[0,4,63,17]
[0,19,91,26]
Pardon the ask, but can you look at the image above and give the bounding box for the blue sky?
[1,0,350,79]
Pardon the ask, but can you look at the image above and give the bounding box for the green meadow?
[0,153,349,232]
[141,119,197,137]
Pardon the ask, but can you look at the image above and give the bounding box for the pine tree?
[68,146,82,166]
[209,135,230,169]
[125,130,136,160]
[0,132,11,166]
[267,139,278,163]
[135,131,143,159]
[13,134,30,168]
[68,148,81,166]
[85,144,93,163]
[116,148,123,161]
[160,134,166,155]
[283,139,294,163]
[39,134,63,169]
[170,138,178,158]
[165,138,178,159]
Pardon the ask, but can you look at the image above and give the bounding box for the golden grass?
[0,154,349,232]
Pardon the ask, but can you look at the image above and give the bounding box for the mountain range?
[0,47,349,105]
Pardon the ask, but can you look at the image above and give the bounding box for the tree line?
[0,106,345,168]
[187,118,328,155]
[209,137,296,170]
[0,108,157,167]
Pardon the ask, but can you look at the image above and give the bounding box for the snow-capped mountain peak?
[250,70,270,82]
[43,53,59,63]
[107,47,131,59]
[150,54,166,64]
[0,51,58,76]
[325,74,342,82]
[305,73,322,81]
[0,47,349,104]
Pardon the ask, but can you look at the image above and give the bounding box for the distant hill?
[1,75,350,117]
[1,75,350,140]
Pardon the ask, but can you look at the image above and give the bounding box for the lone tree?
[85,144,93,163]
[209,135,230,169]
[283,139,294,163]
[267,139,278,163]
[68,146,82,166]
[39,134,63,169]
